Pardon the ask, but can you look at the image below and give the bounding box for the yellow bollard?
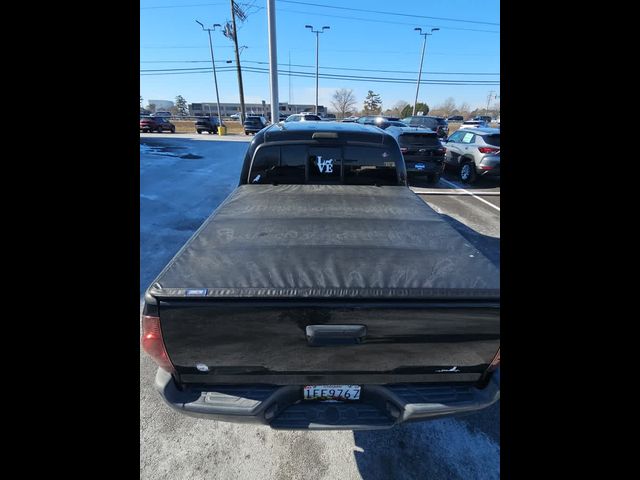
[218,125,227,136]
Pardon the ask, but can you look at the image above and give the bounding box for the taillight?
[141,315,175,373]
[487,348,500,372]
[478,147,499,154]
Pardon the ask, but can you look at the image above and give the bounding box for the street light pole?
[412,27,439,116]
[305,25,330,115]
[196,20,223,124]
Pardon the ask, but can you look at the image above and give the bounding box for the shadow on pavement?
[439,214,500,268]
[353,415,500,480]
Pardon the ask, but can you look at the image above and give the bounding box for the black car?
[140,116,175,133]
[385,126,446,184]
[244,116,268,135]
[195,116,221,134]
[446,115,464,122]
[399,116,449,138]
[473,115,493,123]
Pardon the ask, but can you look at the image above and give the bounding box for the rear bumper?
[154,367,500,430]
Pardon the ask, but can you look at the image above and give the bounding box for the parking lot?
[140,133,500,480]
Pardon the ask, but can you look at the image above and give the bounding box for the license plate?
[303,385,361,401]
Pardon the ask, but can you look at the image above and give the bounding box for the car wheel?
[170,128,175,133]
[197,130,202,134]
[459,162,477,184]
[245,131,249,135]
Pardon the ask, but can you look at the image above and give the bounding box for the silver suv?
[443,128,500,184]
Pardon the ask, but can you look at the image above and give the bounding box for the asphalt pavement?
[140,134,500,480]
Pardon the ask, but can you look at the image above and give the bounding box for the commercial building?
[189,102,326,118]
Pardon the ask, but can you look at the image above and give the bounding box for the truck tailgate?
[159,300,499,385]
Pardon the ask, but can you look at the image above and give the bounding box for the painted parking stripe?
[411,187,500,196]
[440,179,501,212]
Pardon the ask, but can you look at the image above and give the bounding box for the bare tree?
[330,88,357,119]
[458,102,471,115]
[388,100,409,117]
[441,97,456,117]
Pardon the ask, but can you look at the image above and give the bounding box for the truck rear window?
[399,134,440,147]
[248,145,401,185]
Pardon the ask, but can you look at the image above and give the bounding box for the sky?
[140,0,500,112]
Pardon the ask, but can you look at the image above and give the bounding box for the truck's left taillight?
[487,347,500,372]
[141,315,176,373]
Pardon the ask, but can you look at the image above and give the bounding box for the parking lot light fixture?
[306,25,330,115]
[196,20,223,124]
[412,27,439,116]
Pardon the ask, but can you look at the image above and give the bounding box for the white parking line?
[411,187,500,196]
[440,179,501,212]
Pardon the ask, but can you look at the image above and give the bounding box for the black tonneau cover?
[149,185,499,300]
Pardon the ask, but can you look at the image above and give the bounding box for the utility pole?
[230,0,246,123]
[486,90,496,116]
[305,25,330,115]
[267,0,279,123]
[412,27,439,116]
[196,21,223,124]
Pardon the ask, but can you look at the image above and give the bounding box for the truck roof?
[148,184,500,301]
[261,121,392,144]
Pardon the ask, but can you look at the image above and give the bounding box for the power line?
[276,0,500,26]
[270,7,499,33]
[140,61,500,76]
[140,65,500,85]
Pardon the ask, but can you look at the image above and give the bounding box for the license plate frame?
[303,385,361,401]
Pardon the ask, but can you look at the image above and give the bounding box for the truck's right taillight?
[487,347,500,372]
[141,315,175,373]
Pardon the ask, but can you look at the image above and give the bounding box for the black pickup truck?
[142,122,500,430]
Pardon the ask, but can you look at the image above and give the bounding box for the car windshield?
[483,134,500,147]
[248,144,401,185]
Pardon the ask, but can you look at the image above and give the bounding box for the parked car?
[473,115,493,123]
[151,111,172,118]
[399,116,449,138]
[140,116,175,133]
[443,127,500,184]
[243,116,269,135]
[285,113,322,122]
[341,116,359,122]
[386,126,446,184]
[230,113,241,120]
[195,116,221,134]
[142,121,500,429]
[446,115,464,122]
[355,116,404,130]
[459,120,488,129]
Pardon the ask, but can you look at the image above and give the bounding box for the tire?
[459,161,477,184]
[197,130,202,134]
[170,128,175,133]
[245,131,249,135]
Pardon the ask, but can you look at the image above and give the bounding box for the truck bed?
[148,184,499,300]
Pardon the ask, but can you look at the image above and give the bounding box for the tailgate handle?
[305,325,367,346]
